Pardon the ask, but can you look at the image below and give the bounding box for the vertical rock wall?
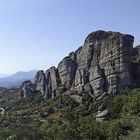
[23,30,134,98]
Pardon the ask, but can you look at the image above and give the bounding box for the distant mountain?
[0,74,11,78]
[0,70,38,87]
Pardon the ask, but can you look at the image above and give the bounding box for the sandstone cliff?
[21,30,135,98]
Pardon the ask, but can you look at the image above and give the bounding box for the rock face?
[20,80,35,98]
[35,70,46,96]
[58,56,77,90]
[0,108,5,116]
[45,66,60,99]
[22,30,135,98]
[84,31,134,95]
[96,109,110,122]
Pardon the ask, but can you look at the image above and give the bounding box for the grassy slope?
[0,88,140,140]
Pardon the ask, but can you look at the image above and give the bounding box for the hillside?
[0,88,140,139]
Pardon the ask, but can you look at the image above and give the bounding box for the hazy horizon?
[0,69,38,77]
[0,0,140,74]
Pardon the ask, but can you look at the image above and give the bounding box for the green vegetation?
[0,88,140,139]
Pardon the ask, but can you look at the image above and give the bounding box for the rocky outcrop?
[0,108,5,116]
[45,66,60,98]
[58,56,77,90]
[21,30,135,98]
[96,104,110,121]
[70,95,83,104]
[96,109,110,122]
[84,31,134,95]
[35,70,46,96]
[20,80,35,98]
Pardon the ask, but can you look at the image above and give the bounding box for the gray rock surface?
[46,66,60,98]
[21,30,135,98]
[70,95,83,104]
[73,31,134,96]
[20,80,34,98]
[35,70,46,96]
[0,108,5,116]
[58,56,77,89]
[96,109,110,121]
[84,31,134,95]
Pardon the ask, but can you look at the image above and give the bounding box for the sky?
[0,0,140,74]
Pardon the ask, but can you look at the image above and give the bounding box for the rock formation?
[20,80,35,98]
[96,109,110,122]
[35,70,46,96]
[21,30,135,98]
[45,66,60,98]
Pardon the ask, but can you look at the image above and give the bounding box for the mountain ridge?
[0,70,38,87]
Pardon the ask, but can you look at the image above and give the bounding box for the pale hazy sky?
[0,0,140,74]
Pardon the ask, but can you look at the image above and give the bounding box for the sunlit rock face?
[22,30,134,98]
[58,56,77,90]
[35,70,46,96]
[74,31,134,96]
